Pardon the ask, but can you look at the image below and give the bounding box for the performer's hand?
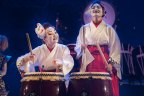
[53,59,63,72]
[107,64,113,72]
[53,59,63,66]
[29,54,36,62]
[20,71,25,78]
[22,54,36,64]
[53,59,57,66]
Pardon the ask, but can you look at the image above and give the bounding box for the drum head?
[83,1,116,25]
[21,72,64,82]
[70,72,111,80]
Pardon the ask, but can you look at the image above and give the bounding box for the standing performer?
[75,1,121,96]
[16,22,74,76]
[0,35,11,96]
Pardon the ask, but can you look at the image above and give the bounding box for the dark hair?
[91,1,104,9]
[42,22,57,35]
[42,22,51,29]
[91,0,106,17]
[0,35,8,51]
[42,22,56,30]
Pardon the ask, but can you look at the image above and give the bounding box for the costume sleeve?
[108,26,121,64]
[16,46,41,72]
[108,26,121,79]
[75,26,83,58]
[62,46,74,75]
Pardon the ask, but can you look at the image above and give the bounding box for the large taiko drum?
[20,72,66,96]
[67,72,114,96]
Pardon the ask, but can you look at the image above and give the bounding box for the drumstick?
[26,33,33,55]
[83,25,86,53]
[95,42,112,74]
[81,26,86,69]
[96,43,108,66]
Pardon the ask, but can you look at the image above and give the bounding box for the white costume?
[75,21,121,79]
[17,43,74,76]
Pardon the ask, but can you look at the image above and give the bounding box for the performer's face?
[43,27,58,45]
[90,3,104,18]
[45,27,56,34]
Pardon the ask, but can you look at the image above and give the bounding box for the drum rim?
[70,72,111,80]
[24,72,64,77]
[71,72,110,75]
[21,72,64,82]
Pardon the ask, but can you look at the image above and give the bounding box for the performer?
[0,35,11,96]
[16,22,74,76]
[75,1,121,96]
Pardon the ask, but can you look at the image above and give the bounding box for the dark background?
[0,0,144,96]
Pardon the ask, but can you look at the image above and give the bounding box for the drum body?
[20,72,66,96]
[67,72,113,96]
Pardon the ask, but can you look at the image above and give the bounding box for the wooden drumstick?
[95,42,112,74]
[83,26,86,53]
[81,26,86,70]
[26,33,33,55]
[96,42,109,66]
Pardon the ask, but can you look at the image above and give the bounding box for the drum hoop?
[24,72,64,75]
[70,72,111,80]
[21,72,64,82]
[24,73,64,77]
[71,72,110,75]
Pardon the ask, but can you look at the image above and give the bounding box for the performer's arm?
[108,26,121,78]
[62,46,74,75]
[53,46,74,75]
[108,27,121,65]
[0,63,7,77]
[63,47,74,67]
[16,46,41,74]
[75,26,84,58]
